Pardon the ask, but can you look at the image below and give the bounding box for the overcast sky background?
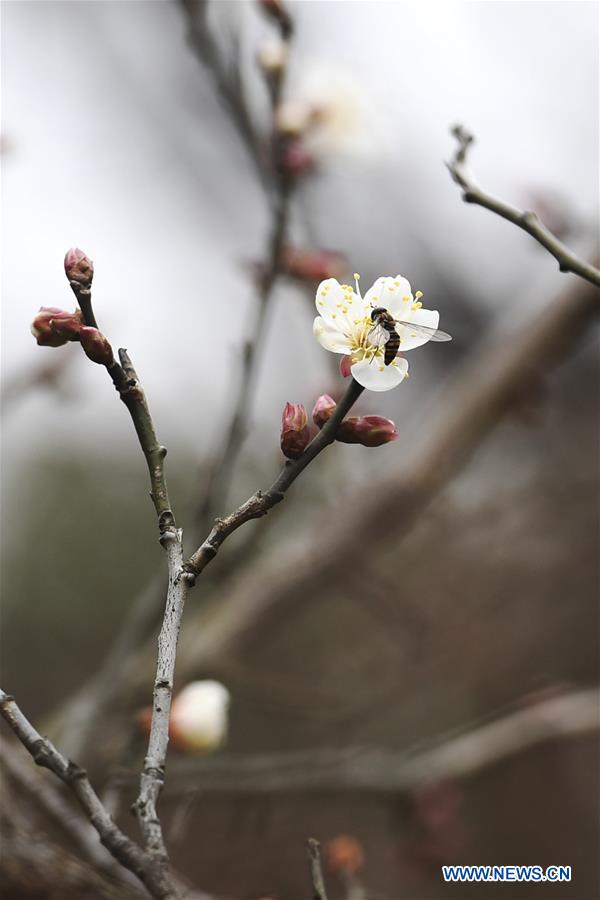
[2,1,598,478]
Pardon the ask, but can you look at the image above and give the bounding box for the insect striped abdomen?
[384,331,400,365]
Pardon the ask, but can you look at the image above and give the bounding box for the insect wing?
[367,321,391,348]
[393,320,453,342]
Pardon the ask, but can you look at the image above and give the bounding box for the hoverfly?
[369,306,452,366]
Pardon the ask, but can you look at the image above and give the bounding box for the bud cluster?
[280,392,398,458]
[30,247,114,367]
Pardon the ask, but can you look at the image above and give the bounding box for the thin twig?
[0,690,177,900]
[307,838,329,900]
[185,378,364,577]
[133,529,193,874]
[70,279,175,533]
[447,125,600,288]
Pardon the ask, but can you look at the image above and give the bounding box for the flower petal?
[313,316,352,353]
[350,356,408,392]
[364,275,413,318]
[315,278,361,332]
[396,308,440,351]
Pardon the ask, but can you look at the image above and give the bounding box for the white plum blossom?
[169,680,230,754]
[313,274,443,392]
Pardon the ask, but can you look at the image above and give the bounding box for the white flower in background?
[313,274,445,392]
[280,61,380,160]
[169,680,230,754]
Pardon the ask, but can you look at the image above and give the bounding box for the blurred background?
[1,1,599,898]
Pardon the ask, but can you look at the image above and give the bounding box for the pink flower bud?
[79,326,114,366]
[339,355,352,378]
[280,402,310,458]
[312,394,337,429]
[279,138,315,177]
[30,307,83,347]
[337,415,398,447]
[281,247,347,283]
[64,247,94,287]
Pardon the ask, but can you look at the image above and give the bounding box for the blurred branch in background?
[181,0,296,531]
[140,687,599,794]
[448,125,600,288]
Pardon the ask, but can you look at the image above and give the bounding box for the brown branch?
[107,350,175,532]
[70,278,175,533]
[185,378,364,577]
[0,690,178,900]
[307,839,329,900]
[447,125,600,288]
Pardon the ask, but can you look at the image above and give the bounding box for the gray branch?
[133,529,193,876]
[447,125,600,288]
[307,839,329,900]
[0,690,177,899]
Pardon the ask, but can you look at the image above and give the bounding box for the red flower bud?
[281,247,347,284]
[279,138,315,177]
[324,835,365,874]
[339,355,352,378]
[79,326,114,366]
[280,402,310,458]
[64,247,94,287]
[30,307,83,347]
[337,415,398,447]
[312,394,337,429]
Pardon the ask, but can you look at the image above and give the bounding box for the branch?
[69,278,175,534]
[0,734,142,891]
[133,528,193,874]
[307,839,329,900]
[0,690,178,900]
[447,125,600,288]
[185,378,364,577]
